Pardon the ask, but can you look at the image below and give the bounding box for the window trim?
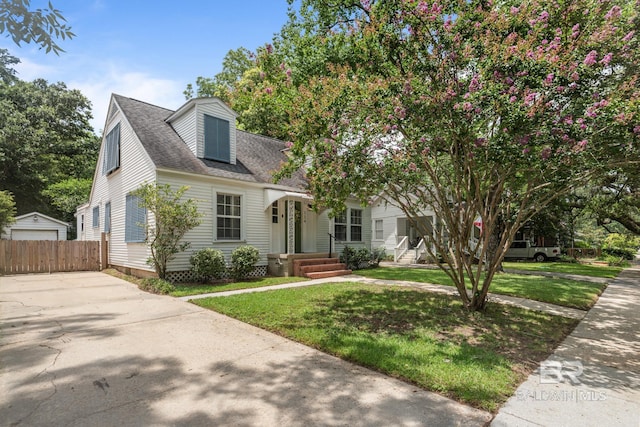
[350,209,363,242]
[334,211,347,241]
[215,192,242,241]
[374,219,383,240]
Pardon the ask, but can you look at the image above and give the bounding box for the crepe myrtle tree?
[276,0,640,310]
[132,183,202,280]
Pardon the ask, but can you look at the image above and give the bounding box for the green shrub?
[597,254,631,267]
[340,246,373,270]
[190,248,227,282]
[602,233,640,260]
[371,247,387,267]
[231,245,260,280]
[139,278,175,295]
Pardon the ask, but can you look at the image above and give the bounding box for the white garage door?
[11,229,58,240]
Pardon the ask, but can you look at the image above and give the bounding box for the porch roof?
[264,189,313,210]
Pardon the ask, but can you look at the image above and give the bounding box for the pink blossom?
[572,23,580,38]
[522,147,530,155]
[408,162,417,171]
[510,6,519,14]
[341,172,347,178]
[623,31,635,42]
[265,87,273,95]
[577,140,588,149]
[634,126,640,134]
[545,73,555,84]
[605,5,621,20]
[286,68,292,77]
[394,106,406,119]
[462,102,473,112]
[285,141,293,148]
[599,53,613,65]
[541,147,552,160]
[265,43,273,54]
[539,11,549,21]
[583,50,598,66]
[524,92,538,106]
[570,71,580,81]
[469,74,481,92]
[564,116,574,125]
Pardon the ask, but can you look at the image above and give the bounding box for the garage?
[10,229,58,241]
[2,212,69,241]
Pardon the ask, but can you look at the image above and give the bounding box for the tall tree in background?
[0,75,96,218]
[0,189,16,232]
[275,0,639,311]
[0,0,74,54]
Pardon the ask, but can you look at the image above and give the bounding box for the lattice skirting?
[166,265,268,283]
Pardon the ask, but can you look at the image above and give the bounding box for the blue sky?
[3,0,292,133]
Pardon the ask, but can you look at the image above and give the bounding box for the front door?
[285,201,302,253]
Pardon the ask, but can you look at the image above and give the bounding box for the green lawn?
[193,282,578,412]
[502,261,622,278]
[356,267,607,310]
[170,276,308,297]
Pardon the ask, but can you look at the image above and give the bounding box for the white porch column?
[287,198,295,254]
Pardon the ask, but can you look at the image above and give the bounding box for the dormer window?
[204,114,230,163]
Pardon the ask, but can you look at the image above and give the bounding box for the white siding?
[370,198,436,253]
[80,98,156,273]
[170,104,197,156]
[157,172,271,272]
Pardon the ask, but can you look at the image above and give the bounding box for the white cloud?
[13,57,57,81]
[68,66,186,134]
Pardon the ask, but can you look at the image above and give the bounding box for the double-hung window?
[350,209,363,242]
[103,123,121,175]
[334,212,347,241]
[125,194,146,242]
[374,219,383,240]
[217,193,241,240]
[334,208,364,241]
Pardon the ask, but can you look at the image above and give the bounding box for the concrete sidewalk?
[491,264,640,427]
[0,272,491,426]
[184,275,587,319]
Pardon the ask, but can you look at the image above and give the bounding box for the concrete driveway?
[1,272,491,426]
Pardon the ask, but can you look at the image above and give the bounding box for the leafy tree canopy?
[273,0,639,310]
[0,77,96,218]
[0,0,74,54]
[0,189,16,231]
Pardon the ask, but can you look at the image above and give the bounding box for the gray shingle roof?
[112,94,307,189]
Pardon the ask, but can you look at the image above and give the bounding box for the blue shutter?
[125,194,146,242]
[92,206,99,228]
[103,123,121,175]
[204,115,230,163]
[104,202,111,232]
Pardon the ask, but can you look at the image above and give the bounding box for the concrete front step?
[293,257,341,277]
[305,269,353,279]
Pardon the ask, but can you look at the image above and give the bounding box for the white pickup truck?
[505,240,560,262]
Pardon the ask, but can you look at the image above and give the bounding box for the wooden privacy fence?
[567,247,601,258]
[0,240,101,275]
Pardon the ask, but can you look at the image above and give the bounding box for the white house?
[369,197,438,263]
[2,212,69,240]
[77,95,371,280]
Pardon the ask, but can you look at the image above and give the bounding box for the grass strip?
[194,282,578,412]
